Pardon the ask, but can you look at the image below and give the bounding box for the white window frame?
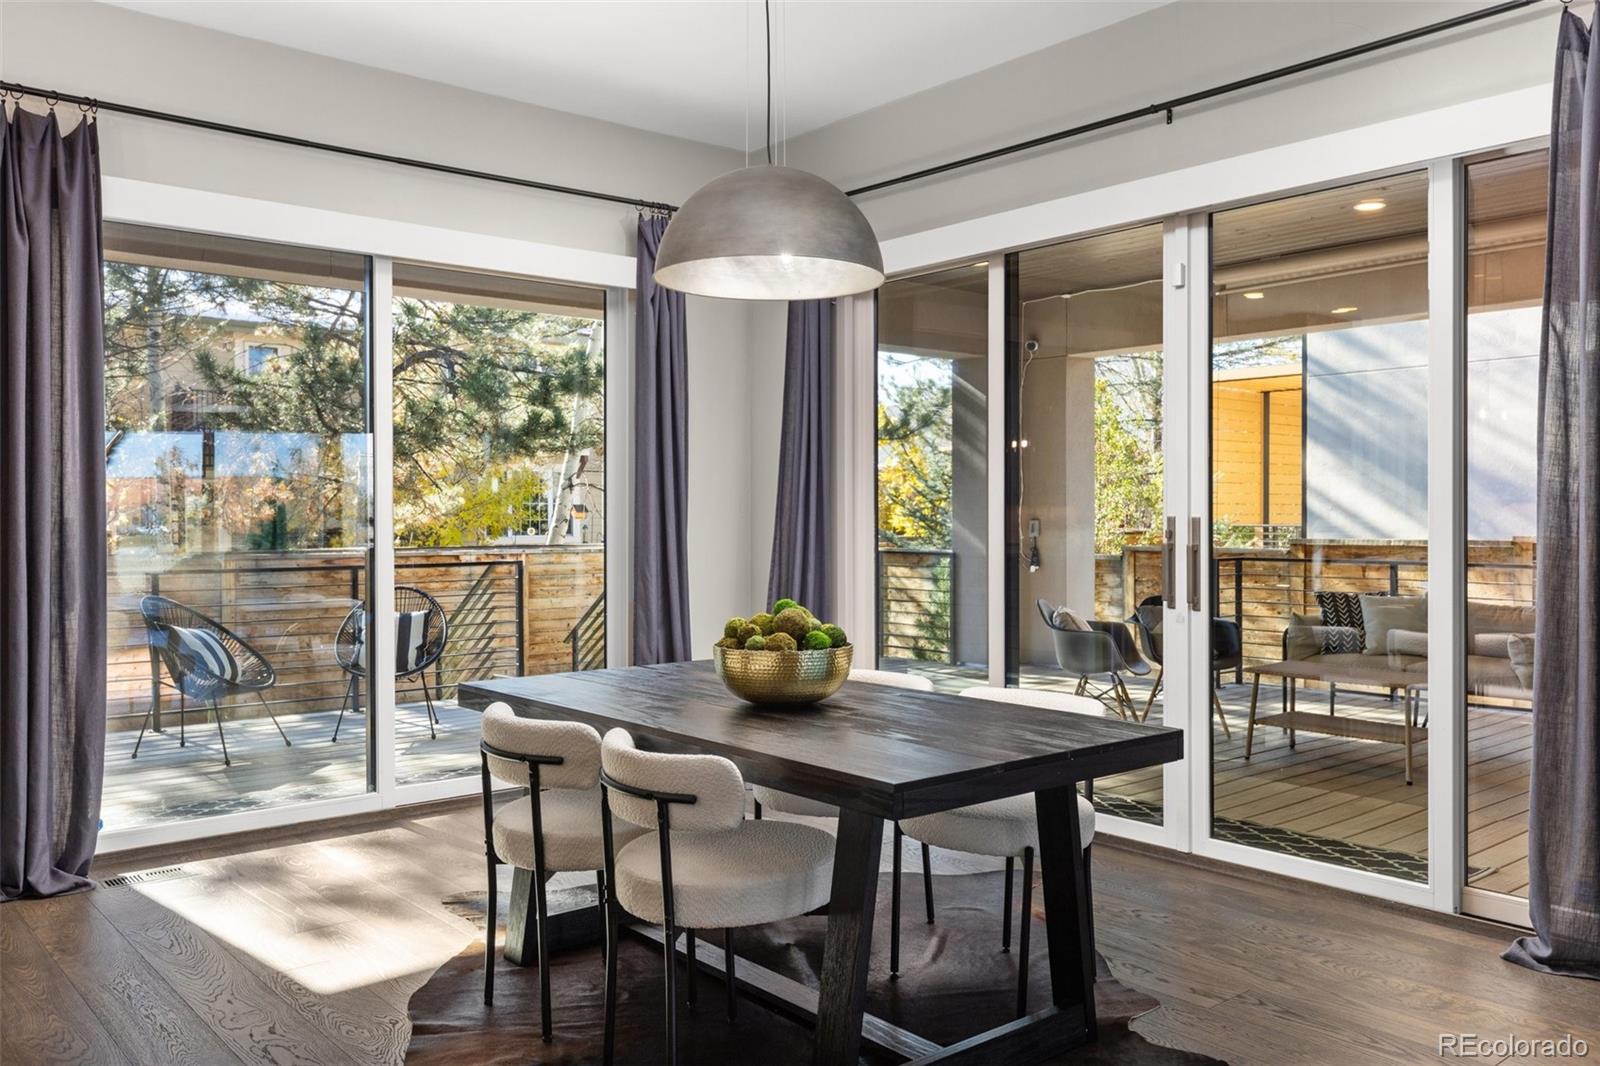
[856,83,1550,914]
[97,179,635,854]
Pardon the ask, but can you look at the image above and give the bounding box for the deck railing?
[108,545,603,730]
[877,547,955,663]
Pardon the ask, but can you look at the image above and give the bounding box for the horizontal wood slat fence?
[107,546,604,731]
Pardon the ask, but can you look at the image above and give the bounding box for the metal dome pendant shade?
[654,165,884,300]
[652,1,883,301]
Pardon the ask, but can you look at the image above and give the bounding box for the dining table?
[458,660,1183,1066]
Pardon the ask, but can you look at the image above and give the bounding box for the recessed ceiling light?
[1353,199,1387,213]
[1331,306,1359,314]
[1242,291,1266,300]
[973,261,989,268]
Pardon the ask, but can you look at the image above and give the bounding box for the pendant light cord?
[764,0,774,165]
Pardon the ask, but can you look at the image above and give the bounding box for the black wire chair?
[1128,594,1239,735]
[331,585,450,742]
[1035,597,1151,720]
[132,594,288,767]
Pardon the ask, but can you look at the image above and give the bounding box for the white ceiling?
[104,1,1166,149]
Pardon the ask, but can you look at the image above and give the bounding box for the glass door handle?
[1188,517,1203,613]
[1162,516,1177,610]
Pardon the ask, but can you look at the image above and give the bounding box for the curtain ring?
[45,93,59,110]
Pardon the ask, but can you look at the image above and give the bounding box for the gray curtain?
[1,108,107,899]
[1505,8,1600,979]
[632,213,692,665]
[767,299,834,618]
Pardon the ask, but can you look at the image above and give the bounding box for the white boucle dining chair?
[892,685,1101,1019]
[598,728,835,1066]
[750,668,935,820]
[478,702,645,1042]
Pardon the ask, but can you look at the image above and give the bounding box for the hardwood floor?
[3,803,1593,1066]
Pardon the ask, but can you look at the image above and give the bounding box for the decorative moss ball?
[737,623,761,642]
[820,624,848,647]
[803,630,833,651]
[714,636,741,650]
[771,597,800,615]
[724,616,747,639]
[743,634,768,651]
[750,612,776,635]
[766,631,798,652]
[773,607,812,641]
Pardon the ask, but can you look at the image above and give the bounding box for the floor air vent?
[100,865,191,888]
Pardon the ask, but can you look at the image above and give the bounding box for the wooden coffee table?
[1245,659,1427,784]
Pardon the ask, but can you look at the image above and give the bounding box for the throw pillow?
[169,625,242,683]
[1507,633,1535,689]
[1360,594,1427,656]
[1314,590,1369,654]
[1052,606,1091,631]
[396,610,432,674]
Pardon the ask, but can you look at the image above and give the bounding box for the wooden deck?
[103,662,1531,901]
[892,661,1531,898]
[101,701,484,835]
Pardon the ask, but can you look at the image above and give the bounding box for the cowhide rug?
[406,869,1223,1064]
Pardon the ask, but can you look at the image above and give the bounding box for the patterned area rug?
[406,870,1226,1065]
[1093,794,1438,882]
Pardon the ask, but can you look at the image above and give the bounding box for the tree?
[875,358,954,549]
[102,261,605,553]
[1093,354,1164,554]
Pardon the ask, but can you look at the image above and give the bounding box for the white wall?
[789,0,1561,244]
[2,0,791,649]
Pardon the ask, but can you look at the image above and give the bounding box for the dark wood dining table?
[459,660,1182,1066]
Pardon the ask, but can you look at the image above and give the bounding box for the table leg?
[813,809,884,1066]
[1404,689,1414,786]
[503,867,602,966]
[1035,785,1096,1041]
[1245,672,1261,759]
[1288,680,1297,748]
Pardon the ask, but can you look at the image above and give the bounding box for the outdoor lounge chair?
[132,594,289,767]
[1129,594,1238,735]
[331,585,450,742]
[1035,597,1151,720]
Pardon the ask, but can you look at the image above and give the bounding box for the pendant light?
[653,1,883,301]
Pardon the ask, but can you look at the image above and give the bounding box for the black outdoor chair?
[331,585,450,742]
[133,594,289,767]
[1035,597,1151,720]
[1128,594,1239,736]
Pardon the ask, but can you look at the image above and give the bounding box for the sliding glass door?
[1207,173,1433,882]
[389,262,609,786]
[1008,224,1171,827]
[102,224,372,832]
[1462,148,1545,919]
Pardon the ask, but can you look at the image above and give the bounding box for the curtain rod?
[0,80,678,213]
[845,0,1549,198]
[0,0,1547,212]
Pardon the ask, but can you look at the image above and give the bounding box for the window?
[391,262,607,785]
[875,263,989,688]
[102,223,370,832]
[245,344,280,375]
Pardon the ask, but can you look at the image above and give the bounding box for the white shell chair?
[478,703,645,1040]
[750,668,935,820]
[892,686,1100,1019]
[598,728,834,1066]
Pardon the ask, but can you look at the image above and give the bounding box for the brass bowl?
[714,644,853,705]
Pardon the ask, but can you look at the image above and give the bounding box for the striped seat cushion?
[168,625,241,683]
[352,610,434,675]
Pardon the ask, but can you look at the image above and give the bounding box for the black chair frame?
[887,777,1096,1020]
[332,586,450,742]
[132,594,289,767]
[1128,594,1238,736]
[479,739,581,1044]
[598,769,738,1066]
